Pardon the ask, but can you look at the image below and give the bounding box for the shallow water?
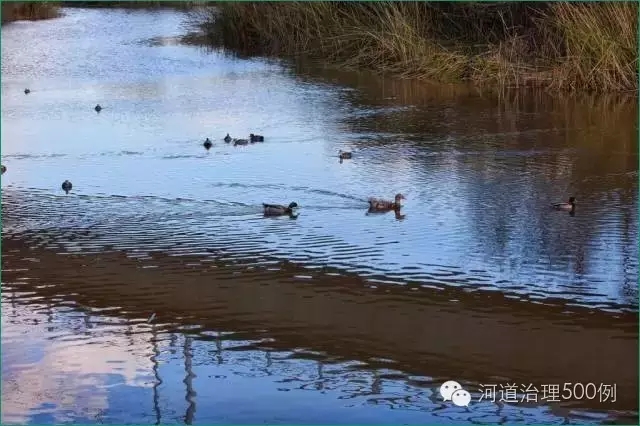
[1,7,638,425]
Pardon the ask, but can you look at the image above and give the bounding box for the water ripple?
[2,6,638,425]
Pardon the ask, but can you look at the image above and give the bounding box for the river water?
[1,7,638,425]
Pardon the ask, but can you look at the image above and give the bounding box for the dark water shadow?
[2,236,637,417]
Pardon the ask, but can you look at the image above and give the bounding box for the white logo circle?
[439,380,463,401]
[451,389,472,407]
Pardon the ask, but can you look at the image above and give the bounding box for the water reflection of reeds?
[2,291,638,424]
[151,325,163,425]
[10,293,634,423]
[286,67,639,309]
[2,238,637,414]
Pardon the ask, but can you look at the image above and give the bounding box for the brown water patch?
[2,237,637,414]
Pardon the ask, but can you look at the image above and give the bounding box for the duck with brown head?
[368,193,405,212]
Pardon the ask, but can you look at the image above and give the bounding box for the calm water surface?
[1,7,638,425]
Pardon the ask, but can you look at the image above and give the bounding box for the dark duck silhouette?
[24,88,31,95]
[61,180,73,194]
[263,202,298,217]
[203,138,213,150]
[223,133,232,143]
[94,104,102,113]
[338,150,352,160]
[250,133,264,143]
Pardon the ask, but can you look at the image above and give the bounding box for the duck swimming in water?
[24,88,30,95]
[61,180,73,194]
[250,133,264,143]
[203,138,213,150]
[368,193,405,212]
[224,133,232,143]
[552,196,576,212]
[233,138,249,146]
[263,202,298,216]
[94,104,102,113]
[338,150,352,160]
[1,165,6,174]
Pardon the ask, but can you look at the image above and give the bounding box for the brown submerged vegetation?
[1,1,60,24]
[193,1,638,94]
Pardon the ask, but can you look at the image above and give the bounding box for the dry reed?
[1,1,60,24]
[192,1,638,94]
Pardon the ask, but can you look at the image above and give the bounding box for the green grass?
[192,1,638,94]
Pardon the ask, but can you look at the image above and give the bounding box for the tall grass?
[194,1,638,93]
[1,1,60,24]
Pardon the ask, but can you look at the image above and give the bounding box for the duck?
[94,104,102,112]
[250,133,264,143]
[1,165,6,174]
[203,138,213,150]
[223,133,232,143]
[233,138,249,146]
[61,180,73,194]
[263,202,298,216]
[338,150,352,160]
[24,88,30,95]
[552,196,576,211]
[368,193,405,211]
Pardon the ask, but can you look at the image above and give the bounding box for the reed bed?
[1,1,60,24]
[192,1,638,94]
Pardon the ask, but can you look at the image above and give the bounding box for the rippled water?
[2,7,638,425]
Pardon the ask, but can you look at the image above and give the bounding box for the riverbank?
[1,1,59,24]
[193,1,638,94]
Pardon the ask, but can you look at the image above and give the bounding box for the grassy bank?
[1,1,60,24]
[194,1,638,94]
